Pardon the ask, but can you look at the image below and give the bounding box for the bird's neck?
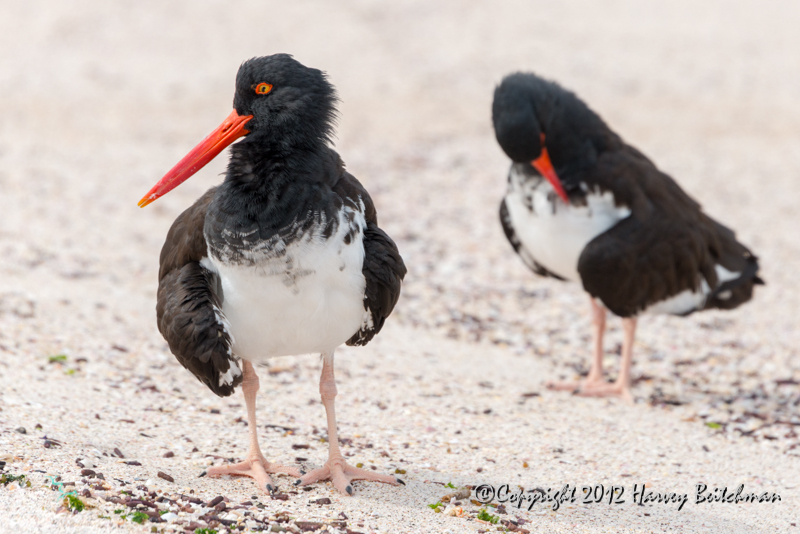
[212,138,333,233]
[225,137,327,191]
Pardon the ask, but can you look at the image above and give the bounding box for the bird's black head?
[233,54,338,149]
[492,73,548,162]
[138,54,340,207]
[492,72,617,193]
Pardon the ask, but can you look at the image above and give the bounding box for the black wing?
[156,188,242,397]
[331,171,406,347]
[499,198,566,280]
[577,150,762,317]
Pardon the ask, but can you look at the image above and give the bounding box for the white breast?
[203,206,369,362]
[504,167,632,282]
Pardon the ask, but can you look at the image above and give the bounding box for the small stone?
[295,521,323,532]
[207,496,224,507]
[270,525,287,532]
[163,451,174,458]
[157,471,174,483]
[81,469,96,477]
[314,498,332,505]
[15,427,26,434]
[160,512,178,522]
[113,448,124,458]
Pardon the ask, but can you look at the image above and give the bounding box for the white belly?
[204,210,368,361]
[504,168,632,282]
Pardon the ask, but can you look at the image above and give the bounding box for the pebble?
[15,427,26,434]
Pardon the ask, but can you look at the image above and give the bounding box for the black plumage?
[142,54,405,494]
[492,72,763,399]
[156,188,240,397]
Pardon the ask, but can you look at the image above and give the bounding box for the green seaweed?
[477,509,499,524]
[427,501,443,512]
[0,474,31,487]
[64,494,85,512]
[130,511,149,524]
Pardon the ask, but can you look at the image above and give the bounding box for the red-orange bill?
[531,146,569,203]
[138,109,253,208]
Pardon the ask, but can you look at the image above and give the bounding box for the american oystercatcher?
[139,54,406,495]
[492,72,763,402]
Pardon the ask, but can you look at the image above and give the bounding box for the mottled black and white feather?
[156,188,242,397]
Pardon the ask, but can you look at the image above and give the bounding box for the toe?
[296,465,330,486]
[546,380,581,392]
[267,464,302,478]
[330,465,351,496]
[343,465,400,485]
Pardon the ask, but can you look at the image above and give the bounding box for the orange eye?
[255,83,273,95]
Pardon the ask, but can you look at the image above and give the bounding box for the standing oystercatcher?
[492,72,763,402]
[139,54,406,495]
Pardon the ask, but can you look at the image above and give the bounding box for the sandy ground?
[1,1,800,532]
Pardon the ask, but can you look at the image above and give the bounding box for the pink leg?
[579,317,636,403]
[204,361,300,493]
[294,351,402,496]
[548,298,608,392]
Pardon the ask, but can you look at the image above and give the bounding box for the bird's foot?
[546,380,582,392]
[294,458,402,496]
[546,374,605,393]
[577,381,634,404]
[205,455,301,494]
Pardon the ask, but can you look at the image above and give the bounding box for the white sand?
[1,1,798,533]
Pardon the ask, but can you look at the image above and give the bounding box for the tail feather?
[704,221,763,311]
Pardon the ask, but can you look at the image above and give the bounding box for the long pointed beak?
[531,139,569,203]
[138,110,253,207]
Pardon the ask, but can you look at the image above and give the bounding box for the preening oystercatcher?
[492,72,763,402]
[139,54,406,495]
